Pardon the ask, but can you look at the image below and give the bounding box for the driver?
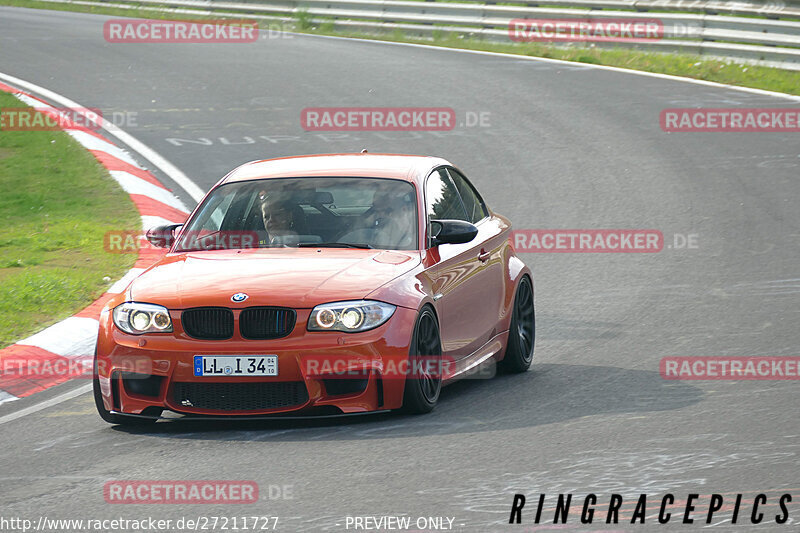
[258,191,299,245]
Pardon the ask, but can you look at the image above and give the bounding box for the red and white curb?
[0,82,192,404]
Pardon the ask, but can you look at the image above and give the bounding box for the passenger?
[369,190,415,249]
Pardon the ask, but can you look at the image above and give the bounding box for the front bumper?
[95,306,417,416]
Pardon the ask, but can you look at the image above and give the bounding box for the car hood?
[127,248,421,309]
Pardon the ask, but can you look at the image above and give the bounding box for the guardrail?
[42,0,800,69]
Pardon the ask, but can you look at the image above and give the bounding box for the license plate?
[193,355,278,377]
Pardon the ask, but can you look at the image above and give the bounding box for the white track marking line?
[13,92,57,109]
[0,384,92,426]
[0,71,206,202]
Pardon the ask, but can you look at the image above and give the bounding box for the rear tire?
[498,276,535,373]
[401,306,442,414]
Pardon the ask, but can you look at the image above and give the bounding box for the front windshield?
[174,177,418,252]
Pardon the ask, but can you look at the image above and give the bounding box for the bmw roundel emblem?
[231,292,248,303]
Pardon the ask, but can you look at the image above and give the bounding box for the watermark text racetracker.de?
[300,107,491,131]
[509,18,664,42]
[103,19,260,43]
[661,356,800,380]
[660,108,800,132]
[104,230,260,253]
[0,107,137,132]
[511,230,701,253]
[104,480,262,504]
[0,515,279,532]
[1,355,150,381]
[302,354,495,380]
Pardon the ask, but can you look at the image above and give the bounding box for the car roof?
[221,153,451,185]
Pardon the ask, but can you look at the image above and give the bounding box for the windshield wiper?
[298,242,373,249]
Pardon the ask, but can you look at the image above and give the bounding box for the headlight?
[113,302,173,334]
[308,300,395,333]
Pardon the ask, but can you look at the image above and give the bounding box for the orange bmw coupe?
[94,153,534,424]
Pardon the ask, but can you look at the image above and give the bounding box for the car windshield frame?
[172,176,420,252]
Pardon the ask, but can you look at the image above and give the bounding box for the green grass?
[412,35,800,95]
[1,0,798,95]
[295,8,313,31]
[0,92,139,347]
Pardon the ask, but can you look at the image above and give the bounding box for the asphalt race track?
[0,7,798,532]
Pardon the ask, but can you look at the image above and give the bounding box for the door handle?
[478,249,490,262]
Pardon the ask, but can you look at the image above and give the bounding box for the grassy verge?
[1,0,799,95]
[0,91,140,348]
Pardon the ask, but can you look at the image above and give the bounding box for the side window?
[447,168,489,223]
[425,169,468,223]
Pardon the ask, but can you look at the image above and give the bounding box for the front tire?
[401,306,443,414]
[93,372,159,426]
[498,275,535,373]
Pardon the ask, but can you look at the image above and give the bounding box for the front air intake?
[181,307,234,340]
[173,382,309,411]
[239,307,296,339]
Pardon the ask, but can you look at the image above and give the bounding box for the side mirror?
[145,224,183,248]
[430,219,478,246]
